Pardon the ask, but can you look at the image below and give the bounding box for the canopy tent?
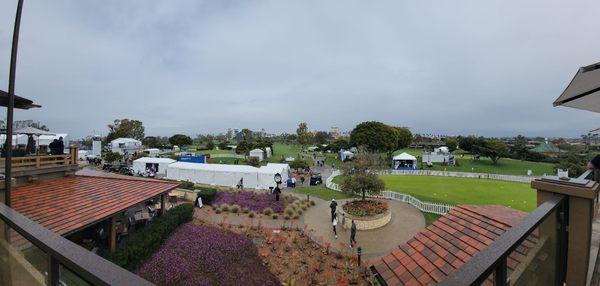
[166,162,290,190]
[14,126,55,135]
[554,62,600,113]
[392,152,418,170]
[339,149,354,161]
[249,148,265,162]
[0,90,41,109]
[133,157,176,176]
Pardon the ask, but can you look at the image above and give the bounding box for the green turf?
[293,185,354,201]
[422,212,441,226]
[380,175,536,212]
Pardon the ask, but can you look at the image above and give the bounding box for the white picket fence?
[209,154,246,159]
[325,170,454,215]
[373,169,538,183]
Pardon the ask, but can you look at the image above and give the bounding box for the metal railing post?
[493,258,507,286]
[47,256,59,286]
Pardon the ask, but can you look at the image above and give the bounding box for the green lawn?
[380,175,536,212]
[293,185,354,201]
[423,213,441,226]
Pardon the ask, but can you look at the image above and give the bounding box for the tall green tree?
[350,121,398,155]
[393,127,413,149]
[445,138,458,152]
[241,129,254,141]
[106,119,145,142]
[169,134,193,147]
[314,131,331,145]
[296,122,313,147]
[477,139,508,165]
[142,136,161,148]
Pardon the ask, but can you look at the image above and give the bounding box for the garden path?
[302,198,426,260]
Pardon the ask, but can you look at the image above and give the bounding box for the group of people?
[48,137,65,155]
[329,199,357,247]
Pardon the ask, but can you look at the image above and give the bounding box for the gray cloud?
[1,0,599,138]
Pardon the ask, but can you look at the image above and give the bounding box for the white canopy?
[393,152,417,161]
[14,127,55,135]
[132,157,176,176]
[166,162,290,189]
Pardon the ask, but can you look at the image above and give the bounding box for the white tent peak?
[393,152,416,161]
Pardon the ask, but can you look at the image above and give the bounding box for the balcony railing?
[0,154,75,170]
[0,202,153,286]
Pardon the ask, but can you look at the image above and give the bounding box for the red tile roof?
[372,205,536,286]
[11,174,180,236]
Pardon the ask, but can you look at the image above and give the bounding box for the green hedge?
[179,181,195,190]
[108,203,194,270]
[196,186,218,205]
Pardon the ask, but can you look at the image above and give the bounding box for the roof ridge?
[76,173,179,185]
[454,205,519,228]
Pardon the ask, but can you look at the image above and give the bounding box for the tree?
[142,136,160,148]
[328,139,350,152]
[241,129,254,141]
[236,140,252,155]
[206,141,215,150]
[106,119,145,142]
[104,152,123,163]
[445,138,458,152]
[341,173,385,201]
[477,139,508,165]
[458,136,486,153]
[169,134,193,147]
[247,156,261,167]
[296,122,313,147]
[218,141,229,150]
[314,131,331,145]
[392,127,413,149]
[350,121,397,155]
[342,148,387,174]
[289,157,309,170]
[510,135,529,160]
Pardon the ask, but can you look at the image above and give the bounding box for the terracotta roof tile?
[373,205,534,285]
[11,174,179,236]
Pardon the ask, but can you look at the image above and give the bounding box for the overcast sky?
[1,1,600,139]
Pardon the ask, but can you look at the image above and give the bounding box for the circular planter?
[340,208,391,230]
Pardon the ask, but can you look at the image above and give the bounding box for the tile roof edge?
[75,173,181,186]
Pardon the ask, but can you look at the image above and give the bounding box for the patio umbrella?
[554,62,600,113]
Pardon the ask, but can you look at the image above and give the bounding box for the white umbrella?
[14,126,55,136]
[554,62,600,113]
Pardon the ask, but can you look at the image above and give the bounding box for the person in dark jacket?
[57,137,65,154]
[48,139,58,155]
[329,199,338,222]
[350,220,357,247]
[588,155,600,170]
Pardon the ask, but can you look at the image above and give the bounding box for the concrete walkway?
[302,198,425,260]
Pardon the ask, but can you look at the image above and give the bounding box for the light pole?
[5,0,25,207]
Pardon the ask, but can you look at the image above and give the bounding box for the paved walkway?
[301,198,425,260]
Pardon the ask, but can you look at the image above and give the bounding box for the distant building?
[422,146,455,166]
[110,138,143,155]
[530,139,567,157]
[330,127,341,139]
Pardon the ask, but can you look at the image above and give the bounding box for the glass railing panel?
[510,207,560,286]
[0,220,47,286]
[60,264,93,286]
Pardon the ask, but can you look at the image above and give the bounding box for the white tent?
[166,162,290,189]
[392,152,418,170]
[133,157,176,176]
[110,138,143,155]
[265,147,272,158]
[143,148,161,157]
[257,163,290,189]
[249,148,265,162]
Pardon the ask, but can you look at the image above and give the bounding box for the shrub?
[241,207,250,213]
[196,187,218,205]
[248,211,256,218]
[271,214,279,219]
[179,181,195,190]
[284,215,290,220]
[108,204,194,270]
[247,156,261,167]
[296,209,303,215]
[220,204,230,212]
[215,208,222,214]
[263,207,273,216]
[342,200,388,217]
[284,207,295,217]
[301,205,308,211]
[309,200,316,206]
[230,204,240,213]
[293,214,300,220]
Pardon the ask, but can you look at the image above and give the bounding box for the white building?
[249,148,265,162]
[110,138,143,155]
[422,146,455,166]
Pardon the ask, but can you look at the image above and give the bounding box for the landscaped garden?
[136,223,280,286]
[380,175,536,212]
[212,191,296,214]
[342,200,388,217]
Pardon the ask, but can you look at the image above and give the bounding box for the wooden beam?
[109,216,117,253]
[160,194,165,217]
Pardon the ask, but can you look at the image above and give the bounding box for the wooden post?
[109,216,117,253]
[160,194,166,217]
[35,156,40,168]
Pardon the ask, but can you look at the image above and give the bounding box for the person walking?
[341,212,346,230]
[329,199,338,222]
[350,220,357,247]
[332,213,338,239]
[300,176,305,185]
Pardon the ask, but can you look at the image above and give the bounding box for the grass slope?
[293,185,354,201]
[380,175,536,212]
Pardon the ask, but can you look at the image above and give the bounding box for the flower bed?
[136,223,279,286]
[212,191,295,213]
[342,200,388,217]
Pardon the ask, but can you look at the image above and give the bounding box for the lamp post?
[5,0,25,207]
[273,173,282,201]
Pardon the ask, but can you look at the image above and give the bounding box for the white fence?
[208,154,246,159]
[373,169,538,183]
[325,170,454,215]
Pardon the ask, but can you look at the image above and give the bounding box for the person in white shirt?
[332,213,338,239]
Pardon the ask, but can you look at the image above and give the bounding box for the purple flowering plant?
[212,191,295,213]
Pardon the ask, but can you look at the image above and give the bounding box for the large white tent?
[166,162,290,189]
[133,157,176,176]
[249,148,265,162]
[392,152,418,170]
